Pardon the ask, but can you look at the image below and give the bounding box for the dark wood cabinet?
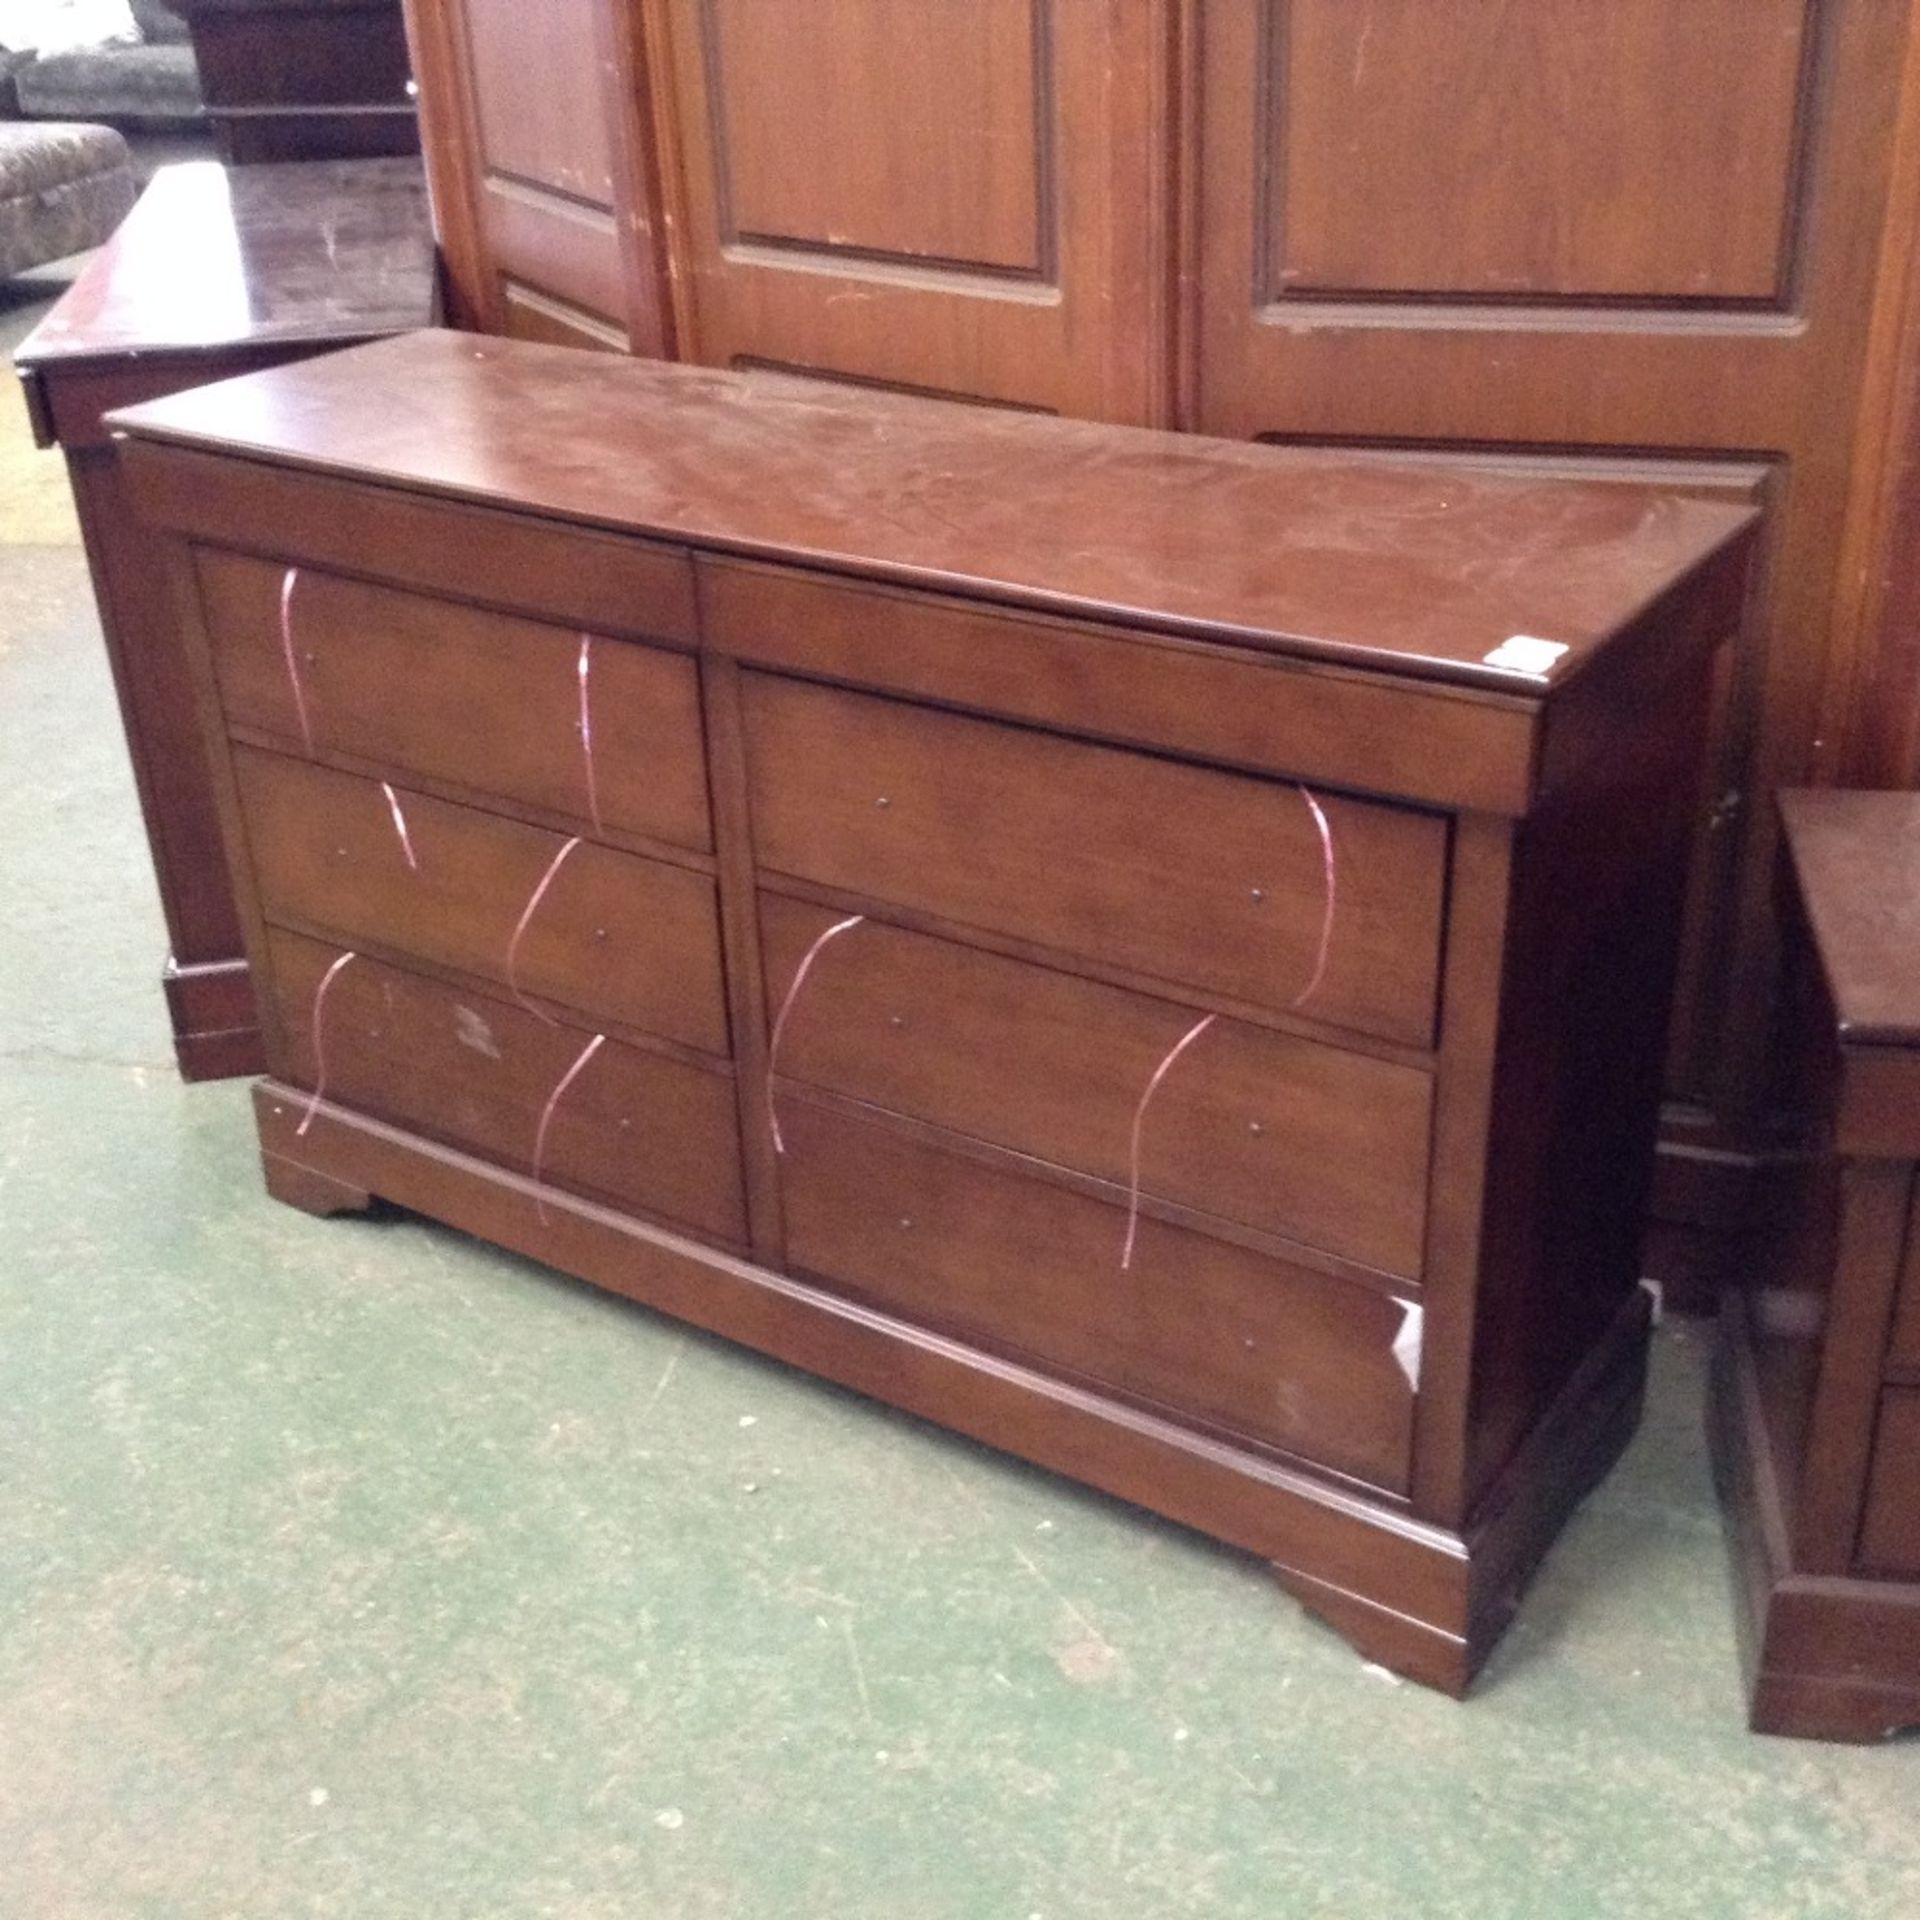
[14,158,435,1079]
[1711,791,1920,1741]
[402,0,1920,1308]
[174,0,420,164]
[111,329,1751,1693]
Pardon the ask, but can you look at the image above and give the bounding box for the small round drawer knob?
[896,1216,914,1231]
[1248,1121,1264,1137]
[1250,887,1266,904]
[875,796,892,810]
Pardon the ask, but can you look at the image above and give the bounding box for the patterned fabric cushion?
[0,119,127,193]
[13,40,199,119]
[0,119,134,279]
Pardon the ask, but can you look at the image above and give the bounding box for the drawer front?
[270,933,747,1245]
[743,675,1446,1046]
[780,1100,1416,1491]
[699,557,1540,815]
[237,748,729,1055]
[1888,1177,1920,1376]
[199,549,713,853]
[134,441,700,645]
[762,896,1432,1277]
[1860,1389,1920,1573]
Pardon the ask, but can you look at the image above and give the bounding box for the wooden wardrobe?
[400,0,1920,1303]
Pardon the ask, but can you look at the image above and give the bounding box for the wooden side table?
[14,156,434,1079]
[1711,789,1920,1741]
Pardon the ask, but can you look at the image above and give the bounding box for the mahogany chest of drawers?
[1711,792,1920,1740]
[111,329,1754,1693]
[14,157,433,1079]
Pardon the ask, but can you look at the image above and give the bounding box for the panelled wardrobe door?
[1190,0,1914,1195]
[405,0,671,353]
[642,0,1174,420]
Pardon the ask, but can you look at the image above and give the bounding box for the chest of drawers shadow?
[110,329,1755,1693]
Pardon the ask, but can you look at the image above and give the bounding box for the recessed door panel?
[463,0,617,205]
[407,0,640,343]
[1267,0,1812,304]
[1195,0,1908,1134]
[654,0,1170,421]
[709,0,1045,275]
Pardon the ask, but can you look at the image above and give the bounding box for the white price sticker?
[1483,635,1570,675]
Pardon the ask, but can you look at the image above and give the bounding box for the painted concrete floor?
[4,292,1920,1920]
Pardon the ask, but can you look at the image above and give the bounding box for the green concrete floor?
[5,300,1920,1920]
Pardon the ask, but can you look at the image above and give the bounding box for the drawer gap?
[264,1083,751,1257]
[262,912,736,1077]
[265,934,749,1248]
[777,1096,1417,1492]
[227,723,720,877]
[742,673,1445,1051]
[775,1080,1423,1300]
[757,875,1437,1071]
[785,1255,1416,1504]
[237,744,731,1057]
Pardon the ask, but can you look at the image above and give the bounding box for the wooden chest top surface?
[108,328,1754,697]
[1780,790,1920,1052]
[15,158,433,373]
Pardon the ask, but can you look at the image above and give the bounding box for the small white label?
[1393,1300,1424,1393]
[1483,634,1570,676]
